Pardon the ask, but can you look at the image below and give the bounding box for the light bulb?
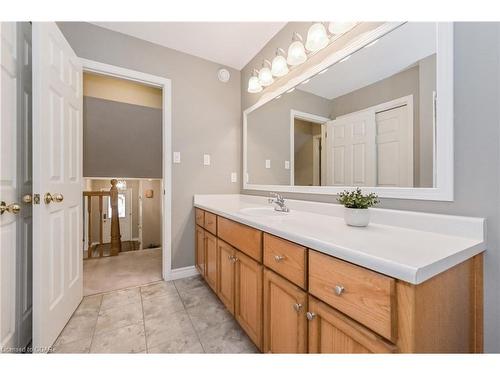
[247,74,262,93]
[287,33,307,66]
[328,22,357,35]
[271,49,289,77]
[305,23,329,52]
[258,63,274,87]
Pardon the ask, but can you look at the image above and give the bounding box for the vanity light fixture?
[247,69,263,93]
[258,59,274,87]
[287,32,307,66]
[271,48,289,77]
[328,21,357,35]
[305,22,329,52]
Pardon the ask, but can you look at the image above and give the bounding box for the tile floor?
[52,275,258,353]
[83,248,162,296]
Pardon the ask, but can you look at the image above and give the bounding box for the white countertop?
[193,194,485,284]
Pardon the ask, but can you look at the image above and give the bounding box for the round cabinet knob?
[274,255,285,262]
[293,303,302,312]
[334,285,345,296]
[44,193,64,204]
[0,201,21,215]
[306,312,316,321]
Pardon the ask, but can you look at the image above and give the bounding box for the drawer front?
[217,217,262,262]
[195,208,205,227]
[308,250,396,341]
[263,234,307,289]
[204,211,217,235]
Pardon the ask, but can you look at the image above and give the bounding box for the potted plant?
[337,188,379,227]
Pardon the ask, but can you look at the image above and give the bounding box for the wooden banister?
[109,179,122,256]
[83,179,122,258]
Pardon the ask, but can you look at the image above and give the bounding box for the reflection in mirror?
[246,22,437,189]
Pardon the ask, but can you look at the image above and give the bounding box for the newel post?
[110,179,122,256]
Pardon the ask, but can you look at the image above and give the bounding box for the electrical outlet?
[173,152,181,163]
[231,172,237,183]
[265,159,271,169]
[203,154,211,166]
[284,160,290,169]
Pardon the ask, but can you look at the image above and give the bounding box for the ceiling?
[299,22,437,100]
[91,22,286,70]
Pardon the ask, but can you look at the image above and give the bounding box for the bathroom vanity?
[193,194,484,353]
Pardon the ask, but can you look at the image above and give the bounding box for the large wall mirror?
[243,22,453,201]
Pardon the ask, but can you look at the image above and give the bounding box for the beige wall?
[84,72,162,109]
[59,22,241,269]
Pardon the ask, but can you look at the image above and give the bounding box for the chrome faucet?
[268,192,289,212]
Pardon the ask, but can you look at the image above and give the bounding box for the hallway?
[52,276,258,353]
[83,248,162,296]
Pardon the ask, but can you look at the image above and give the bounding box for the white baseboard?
[169,265,199,280]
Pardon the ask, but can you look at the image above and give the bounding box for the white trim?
[80,58,174,280]
[170,266,199,280]
[289,110,331,185]
[243,22,454,201]
[138,180,143,250]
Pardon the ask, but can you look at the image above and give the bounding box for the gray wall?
[241,23,500,352]
[247,89,331,185]
[84,97,162,178]
[59,22,241,269]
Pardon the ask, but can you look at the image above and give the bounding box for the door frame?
[289,110,331,186]
[79,59,173,281]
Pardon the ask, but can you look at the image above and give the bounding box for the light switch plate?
[173,152,181,163]
[231,172,237,183]
[265,159,271,169]
[284,160,290,169]
[203,154,211,166]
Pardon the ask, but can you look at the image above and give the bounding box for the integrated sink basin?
[238,207,289,218]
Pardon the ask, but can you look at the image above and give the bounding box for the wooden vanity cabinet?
[205,231,218,292]
[263,269,307,353]
[234,250,264,351]
[217,240,236,314]
[195,225,205,276]
[307,296,396,353]
[195,208,484,354]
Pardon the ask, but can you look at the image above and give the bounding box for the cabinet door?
[205,231,217,291]
[217,240,235,314]
[263,269,307,353]
[235,250,263,350]
[195,225,205,276]
[307,296,396,353]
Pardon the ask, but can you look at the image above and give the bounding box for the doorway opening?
[80,68,169,296]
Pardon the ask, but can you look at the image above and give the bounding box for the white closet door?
[376,105,413,187]
[326,111,376,186]
[32,22,83,350]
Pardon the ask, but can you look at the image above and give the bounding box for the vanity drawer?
[308,250,396,342]
[263,234,307,289]
[217,217,262,262]
[204,211,217,235]
[195,208,205,227]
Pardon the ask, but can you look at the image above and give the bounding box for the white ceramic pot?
[344,207,370,227]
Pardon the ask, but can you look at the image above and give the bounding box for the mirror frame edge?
[242,22,454,202]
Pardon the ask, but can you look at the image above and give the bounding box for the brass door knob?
[0,201,21,215]
[44,193,64,204]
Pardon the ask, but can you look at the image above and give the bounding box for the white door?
[0,22,19,352]
[375,105,413,187]
[32,23,83,350]
[325,111,376,186]
[103,188,132,242]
